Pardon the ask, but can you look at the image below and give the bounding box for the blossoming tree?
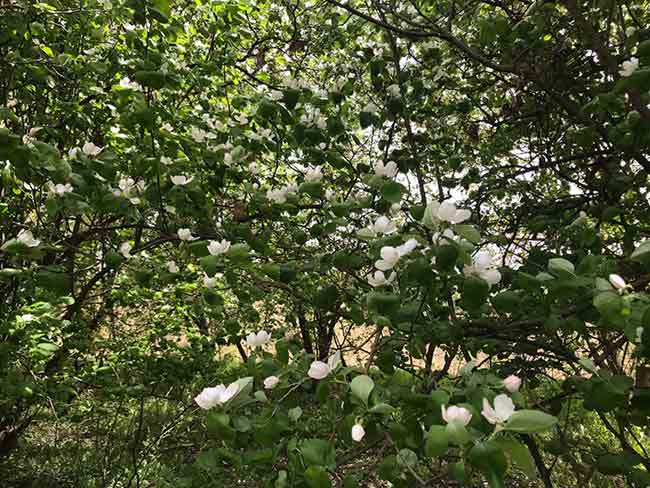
[2,0,650,486]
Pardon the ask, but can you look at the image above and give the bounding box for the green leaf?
[454,224,481,244]
[396,448,418,468]
[446,421,472,445]
[359,111,373,128]
[40,45,54,57]
[448,461,469,483]
[282,89,301,109]
[206,412,235,441]
[368,403,395,415]
[468,440,508,476]
[436,244,458,271]
[134,70,166,89]
[150,0,171,21]
[243,447,273,465]
[548,258,575,276]
[350,375,374,405]
[504,410,558,433]
[0,268,22,280]
[276,340,289,364]
[300,439,336,469]
[366,292,400,314]
[275,470,288,488]
[424,425,448,457]
[1,239,30,254]
[380,180,405,203]
[304,466,331,488]
[226,243,250,262]
[596,451,642,475]
[462,276,490,310]
[494,438,537,478]
[631,241,650,264]
[299,181,323,198]
[203,289,224,307]
[200,255,220,276]
[35,342,59,355]
[288,406,302,422]
[491,291,521,314]
[593,291,623,319]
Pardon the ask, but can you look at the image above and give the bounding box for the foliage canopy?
[2,0,650,486]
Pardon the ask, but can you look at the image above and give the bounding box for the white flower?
[482,394,515,425]
[367,270,396,287]
[118,177,136,192]
[503,375,522,393]
[425,199,471,225]
[464,251,501,286]
[266,188,288,204]
[249,162,259,175]
[359,216,398,238]
[571,210,588,227]
[374,216,397,234]
[396,238,419,257]
[619,57,639,77]
[170,175,193,186]
[115,176,144,204]
[308,361,330,380]
[194,382,241,410]
[373,160,398,178]
[246,330,272,347]
[375,246,401,271]
[160,156,173,165]
[167,261,179,273]
[177,228,197,241]
[609,273,627,290]
[304,165,323,182]
[305,238,319,249]
[68,147,80,158]
[441,405,472,426]
[351,423,365,442]
[47,182,74,195]
[432,229,458,247]
[207,239,231,256]
[16,230,40,247]
[325,189,336,201]
[203,275,217,288]
[82,142,103,156]
[191,127,208,142]
[327,351,341,370]
[119,77,140,90]
[307,351,341,380]
[161,123,175,133]
[119,242,133,258]
[264,375,279,390]
[363,102,378,114]
[387,84,401,97]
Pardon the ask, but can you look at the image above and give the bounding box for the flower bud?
[351,423,365,442]
[609,274,626,290]
[264,375,279,390]
[503,374,522,393]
